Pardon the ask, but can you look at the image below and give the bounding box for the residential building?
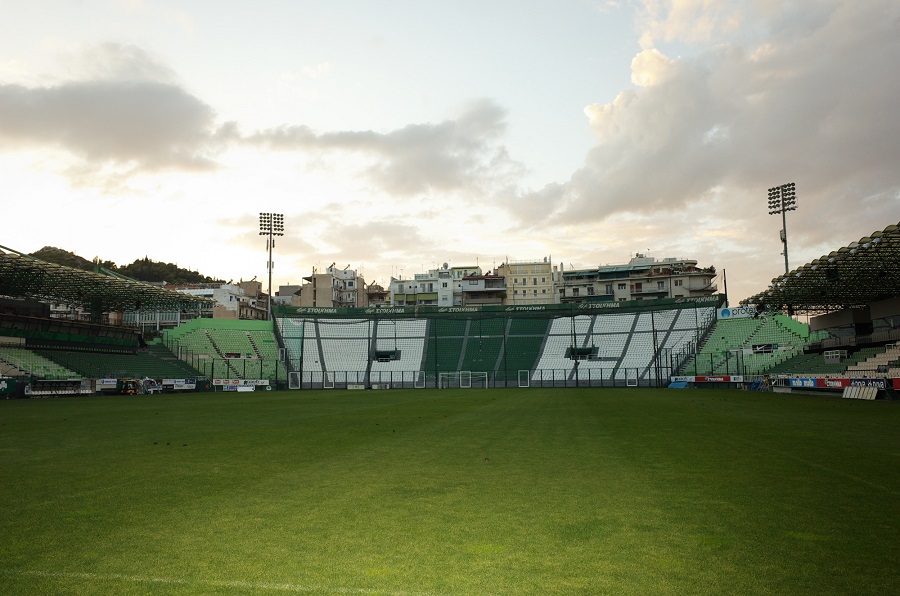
[273,284,302,306]
[558,254,717,303]
[461,271,507,306]
[171,283,265,319]
[365,283,390,308]
[296,264,368,308]
[389,263,482,307]
[498,258,559,305]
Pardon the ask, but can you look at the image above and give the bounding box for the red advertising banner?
[816,378,850,389]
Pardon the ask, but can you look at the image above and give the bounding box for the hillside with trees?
[30,247,223,284]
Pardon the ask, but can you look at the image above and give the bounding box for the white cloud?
[630,48,675,87]
[512,1,900,240]
[637,0,748,49]
[63,42,178,84]
[300,61,332,79]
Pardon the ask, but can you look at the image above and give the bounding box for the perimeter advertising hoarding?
[162,379,197,390]
[788,378,888,390]
[670,375,744,383]
[850,378,888,390]
[212,379,270,386]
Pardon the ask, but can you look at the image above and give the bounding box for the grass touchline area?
[1,388,897,595]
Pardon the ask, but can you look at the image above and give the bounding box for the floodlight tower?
[767,183,797,274]
[259,213,284,320]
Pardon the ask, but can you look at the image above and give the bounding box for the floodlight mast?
[259,213,284,320]
[767,183,797,274]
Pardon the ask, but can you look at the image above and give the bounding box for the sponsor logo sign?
[676,296,720,304]
[670,376,695,382]
[97,378,118,388]
[691,375,743,383]
[213,379,270,386]
[752,344,775,354]
[364,307,407,314]
[850,378,887,390]
[163,378,197,390]
[577,303,620,310]
[786,378,883,389]
[717,306,756,320]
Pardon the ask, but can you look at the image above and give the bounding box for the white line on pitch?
[0,568,435,595]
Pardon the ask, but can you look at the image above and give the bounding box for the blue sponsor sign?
[717,306,756,320]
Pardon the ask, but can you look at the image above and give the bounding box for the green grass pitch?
[1,388,897,595]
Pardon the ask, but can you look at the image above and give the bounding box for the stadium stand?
[765,347,882,377]
[162,319,286,382]
[845,344,900,377]
[370,319,427,385]
[273,300,719,389]
[37,342,201,380]
[0,347,79,379]
[679,315,805,375]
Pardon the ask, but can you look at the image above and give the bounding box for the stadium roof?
[742,222,900,314]
[0,246,213,313]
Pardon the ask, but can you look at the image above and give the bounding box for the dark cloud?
[245,98,519,196]
[0,57,518,198]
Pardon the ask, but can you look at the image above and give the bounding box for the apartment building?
[497,258,559,305]
[296,264,368,308]
[558,254,717,303]
[389,263,482,307]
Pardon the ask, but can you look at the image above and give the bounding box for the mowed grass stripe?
[1,389,898,594]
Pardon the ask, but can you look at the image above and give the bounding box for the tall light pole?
[767,182,797,274]
[259,212,284,320]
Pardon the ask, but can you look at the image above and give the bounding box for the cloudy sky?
[1,0,898,304]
